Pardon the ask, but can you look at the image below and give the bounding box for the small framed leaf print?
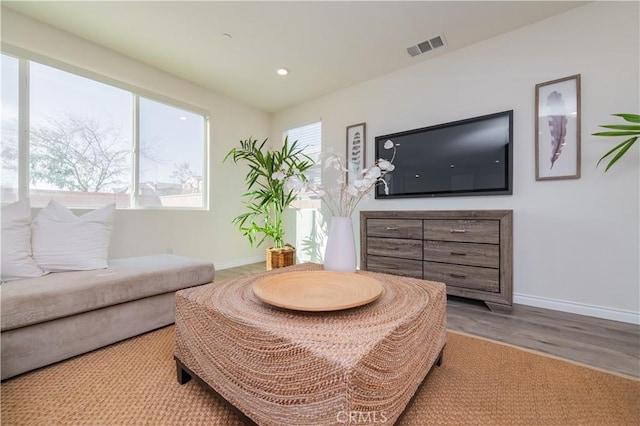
[535,74,581,180]
[346,122,366,184]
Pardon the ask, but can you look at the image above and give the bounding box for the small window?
[285,121,322,263]
[285,121,321,209]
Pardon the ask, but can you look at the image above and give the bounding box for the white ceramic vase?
[323,216,357,273]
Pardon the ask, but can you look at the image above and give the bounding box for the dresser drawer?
[367,256,423,279]
[367,219,422,239]
[423,241,499,268]
[423,262,499,292]
[423,220,499,244]
[367,237,422,260]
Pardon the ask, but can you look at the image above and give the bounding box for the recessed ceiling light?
[222,33,232,40]
[276,68,289,76]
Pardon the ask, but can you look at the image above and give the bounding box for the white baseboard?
[514,293,640,325]
[215,255,266,271]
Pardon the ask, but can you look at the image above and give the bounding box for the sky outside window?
[139,97,204,184]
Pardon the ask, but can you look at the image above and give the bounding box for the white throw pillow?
[1,198,46,281]
[31,200,115,272]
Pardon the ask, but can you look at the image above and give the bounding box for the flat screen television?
[375,110,513,199]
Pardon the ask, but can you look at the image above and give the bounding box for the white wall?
[2,8,271,268]
[272,2,640,323]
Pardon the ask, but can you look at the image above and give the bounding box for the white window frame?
[2,44,210,210]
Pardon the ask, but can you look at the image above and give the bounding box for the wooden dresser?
[360,210,513,312]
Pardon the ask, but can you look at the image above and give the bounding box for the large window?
[1,51,208,209]
[29,61,133,208]
[1,55,19,204]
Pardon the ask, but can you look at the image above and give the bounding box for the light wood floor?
[215,263,640,378]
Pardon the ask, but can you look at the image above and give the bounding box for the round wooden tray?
[253,271,383,312]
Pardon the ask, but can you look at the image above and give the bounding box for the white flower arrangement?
[311,140,397,217]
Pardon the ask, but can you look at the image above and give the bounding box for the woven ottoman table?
[174,263,446,425]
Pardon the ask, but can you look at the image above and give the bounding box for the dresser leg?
[484,301,512,314]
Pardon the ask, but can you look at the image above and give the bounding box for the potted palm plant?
[224,137,313,270]
[593,113,639,171]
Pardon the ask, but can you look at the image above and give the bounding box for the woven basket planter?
[266,244,296,270]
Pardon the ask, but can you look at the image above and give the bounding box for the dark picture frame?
[535,74,581,180]
[346,122,366,183]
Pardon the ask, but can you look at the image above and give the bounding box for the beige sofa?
[1,254,215,380]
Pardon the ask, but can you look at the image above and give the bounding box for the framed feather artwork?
[535,74,581,180]
[346,122,366,184]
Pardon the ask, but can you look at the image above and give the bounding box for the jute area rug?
[1,326,638,425]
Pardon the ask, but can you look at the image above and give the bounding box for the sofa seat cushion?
[0,254,215,332]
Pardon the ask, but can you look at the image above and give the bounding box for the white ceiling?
[3,1,588,113]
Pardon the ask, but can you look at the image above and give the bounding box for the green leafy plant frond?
[224,136,314,248]
[593,113,639,172]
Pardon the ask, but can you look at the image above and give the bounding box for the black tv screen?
[375,110,513,199]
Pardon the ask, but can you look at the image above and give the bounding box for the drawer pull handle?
[450,273,467,279]
[450,229,467,233]
[386,226,399,230]
[450,252,467,256]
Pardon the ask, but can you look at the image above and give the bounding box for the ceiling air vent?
[407,34,446,57]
